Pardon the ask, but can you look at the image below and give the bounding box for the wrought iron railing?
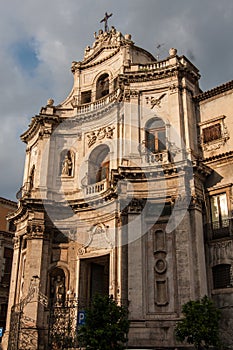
[204,218,232,240]
[8,292,128,350]
[48,299,79,350]
[8,277,41,350]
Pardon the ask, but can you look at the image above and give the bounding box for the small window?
[199,115,229,151]
[210,193,228,230]
[203,123,221,143]
[81,90,92,104]
[213,264,232,289]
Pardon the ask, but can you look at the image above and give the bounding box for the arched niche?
[60,149,74,177]
[49,267,66,305]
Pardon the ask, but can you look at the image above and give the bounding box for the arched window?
[145,118,166,153]
[96,73,109,100]
[212,264,232,289]
[88,145,110,184]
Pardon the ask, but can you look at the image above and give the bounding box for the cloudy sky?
[1,0,233,201]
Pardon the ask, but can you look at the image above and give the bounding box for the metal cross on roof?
[100,12,112,32]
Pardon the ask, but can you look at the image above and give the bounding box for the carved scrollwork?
[78,247,85,255]
[13,236,20,249]
[145,93,166,109]
[127,198,145,214]
[210,240,233,266]
[83,223,113,249]
[87,126,115,147]
[26,224,44,239]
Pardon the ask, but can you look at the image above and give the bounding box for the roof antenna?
[155,43,165,60]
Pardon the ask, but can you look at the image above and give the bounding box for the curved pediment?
[83,27,129,63]
[71,27,130,72]
[71,27,155,72]
[59,28,156,109]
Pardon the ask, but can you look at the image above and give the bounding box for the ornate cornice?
[73,47,121,71]
[194,80,233,102]
[192,160,213,177]
[202,151,233,165]
[7,198,45,222]
[20,115,60,143]
[69,188,118,211]
[124,56,199,85]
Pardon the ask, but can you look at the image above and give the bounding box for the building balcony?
[75,89,120,115]
[143,150,170,165]
[204,218,233,240]
[85,179,108,197]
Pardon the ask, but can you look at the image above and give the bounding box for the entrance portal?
[79,254,110,308]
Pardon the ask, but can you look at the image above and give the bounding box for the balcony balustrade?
[85,179,107,196]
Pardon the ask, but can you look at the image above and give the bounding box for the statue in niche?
[61,154,72,176]
[51,275,65,305]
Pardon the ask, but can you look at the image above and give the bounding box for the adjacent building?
[0,198,17,340]
[2,23,233,349]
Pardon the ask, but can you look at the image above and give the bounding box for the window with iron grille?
[203,123,221,143]
[2,247,13,285]
[212,264,232,289]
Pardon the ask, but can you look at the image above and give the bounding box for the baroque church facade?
[3,21,233,349]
